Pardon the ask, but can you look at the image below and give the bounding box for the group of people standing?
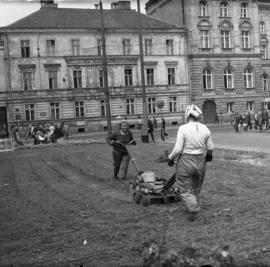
[231,109,269,132]
[9,122,70,146]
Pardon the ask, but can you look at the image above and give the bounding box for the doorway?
[0,107,8,138]
[202,100,216,123]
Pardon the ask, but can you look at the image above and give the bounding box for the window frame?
[50,102,60,119]
[221,30,231,49]
[227,102,234,113]
[145,39,152,56]
[241,2,248,18]
[203,68,212,90]
[124,68,133,86]
[168,67,175,85]
[169,96,177,112]
[21,40,30,58]
[147,97,156,114]
[126,98,135,115]
[75,101,85,118]
[22,70,34,90]
[73,69,82,88]
[25,104,35,121]
[220,2,229,17]
[224,68,234,89]
[260,44,267,60]
[46,39,56,56]
[166,39,174,55]
[242,31,250,49]
[100,99,106,117]
[259,22,265,34]
[146,68,154,86]
[122,39,131,56]
[200,1,207,17]
[71,39,80,56]
[201,30,210,49]
[48,69,58,89]
[246,101,254,111]
[244,68,254,89]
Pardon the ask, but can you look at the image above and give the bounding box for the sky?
[0,0,147,27]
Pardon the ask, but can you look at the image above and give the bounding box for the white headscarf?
[185,104,202,121]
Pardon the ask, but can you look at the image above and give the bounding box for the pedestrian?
[262,108,269,130]
[106,121,136,180]
[246,111,252,130]
[258,109,263,130]
[10,124,24,146]
[218,112,224,124]
[137,115,142,130]
[233,112,242,132]
[166,104,214,221]
[153,117,158,128]
[161,117,168,141]
[254,111,260,130]
[62,122,69,139]
[215,113,219,124]
[147,118,155,143]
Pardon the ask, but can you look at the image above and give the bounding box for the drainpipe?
[3,28,14,131]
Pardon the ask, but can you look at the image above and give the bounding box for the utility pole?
[137,0,149,143]
[98,0,112,136]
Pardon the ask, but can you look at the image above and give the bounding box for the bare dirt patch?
[0,142,270,266]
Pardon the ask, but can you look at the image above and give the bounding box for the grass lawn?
[0,141,270,266]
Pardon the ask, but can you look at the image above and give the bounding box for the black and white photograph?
[0,0,270,266]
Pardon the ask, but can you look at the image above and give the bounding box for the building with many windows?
[0,0,189,134]
[146,0,270,122]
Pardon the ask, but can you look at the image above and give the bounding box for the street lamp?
[137,0,149,143]
[96,0,112,136]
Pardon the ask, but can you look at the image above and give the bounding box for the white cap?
[185,104,202,121]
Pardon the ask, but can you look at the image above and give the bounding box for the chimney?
[111,1,131,10]
[40,0,58,8]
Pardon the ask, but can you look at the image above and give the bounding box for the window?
[201,30,210,49]
[145,39,152,55]
[124,68,133,86]
[259,22,265,34]
[97,38,103,55]
[242,31,250,49]
[241,2,248,18]
[22,71,33,90]
[71,39,80,56]
[169,97,177,112]
[46,40,55,56]
[221,30,231,49]
[227,102,234,112]
[168,67,175,85]
[247,101,254,111]
[166,39,174,55]
[148,97,156,114]
[261,45,267,60]
[200,1,207,16]
[73,70,82,88]
[99,69,104,87]
[75,101,84,117]
[146,68,154,86]
[50,102,60,119]
[126,98,135,115]
[224,69,234,89]
[263,74,268,91]
[21,40,30,58]
[220,2,228,17]
[48,70,57,89]
[25,104,35,121]
[244,68,253,88]
[203,68,212,90]
[122,39,131,55]
[100,100,106,117]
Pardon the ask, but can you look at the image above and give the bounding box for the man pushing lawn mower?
[165,104,214,222]
[106,121,136,180]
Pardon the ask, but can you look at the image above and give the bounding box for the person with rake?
[166,104,214,221]
[106,121,136,180]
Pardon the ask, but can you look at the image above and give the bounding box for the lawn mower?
[124,145,181,207]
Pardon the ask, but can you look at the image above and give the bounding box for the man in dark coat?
[106,121,136,180]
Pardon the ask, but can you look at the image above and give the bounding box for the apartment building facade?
[0,0,189,134]
[146,0,269,123]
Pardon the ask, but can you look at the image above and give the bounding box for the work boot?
[188,212,201,222]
